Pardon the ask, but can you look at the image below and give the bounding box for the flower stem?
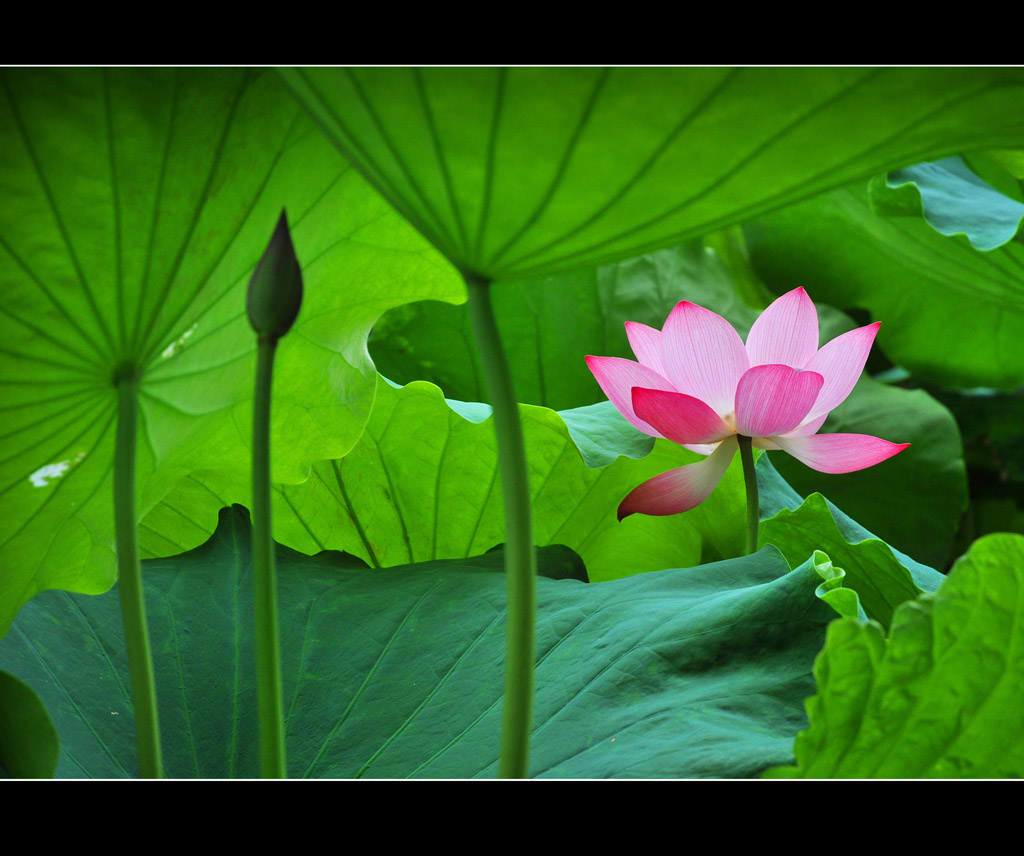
[464,272,535,779]
[737,435,759,556]
[252,335,287,778]
[113,367,163,778]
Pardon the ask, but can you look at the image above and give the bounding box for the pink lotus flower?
[585,287,909,520]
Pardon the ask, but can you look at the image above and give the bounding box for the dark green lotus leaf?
[766,533,1024,778]
[758,453,945,630]
[761,493,941,630]
[757,455,944,595]
[932,386,1024,485]
[745,180,1024,390]
[929,386,1024,557]
[871,157,1024,250]
[0,669,59,778]
[281,67,1024,280]
[0,505,841,778]
[145,378,748,579]
[0,68,463,634]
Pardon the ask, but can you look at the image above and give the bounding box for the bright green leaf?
[745,180,1024,390]
[281,67,1024,279]
[767,533,1024,778]
[0,68,463,634]
[147,378,747,579]
[370,240,750,410]
[810,551,869,623]
[981,148,1024,180]
[0,506,839,778]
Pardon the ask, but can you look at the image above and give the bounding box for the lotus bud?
[247,210,303,341]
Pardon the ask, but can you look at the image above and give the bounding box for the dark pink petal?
[625,321,666,376]
[734,364,824,438]
[631,387,733,446]
[660,301,749,416]
[803,322,881,421]
[773,433,910,474]
[618,438,738,520]
[585,355,676,438]
[745,286,819,369]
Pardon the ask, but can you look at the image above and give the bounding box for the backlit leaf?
[0,68,463,635]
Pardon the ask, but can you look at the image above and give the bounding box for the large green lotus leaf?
[0,669,59,778]
[0,69,462,634]
[556,400,656,468]
[766,533,1024,778]
[280,67,1024,279]
[872,156,1024,250]
[144,378,747,579]
[0,505,840,778]
[769,374,967,570]
[744,180,1024,390]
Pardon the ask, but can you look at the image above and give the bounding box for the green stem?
[253,336,287,778]
[113,368,163,778]
[737,435,759,556]
[464,273,535,779]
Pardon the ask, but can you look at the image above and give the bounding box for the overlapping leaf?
[0,506,840,778]
[370,240,750,409]
[762,494,940,630]
[144,378,747,579]
[0,669,59,778]
[0,68,463,634]
[767,534,1024,778]
[282,67,1024,279]
[745,178,1024,390]
[873,156,1024,250]
[757,455,944,597]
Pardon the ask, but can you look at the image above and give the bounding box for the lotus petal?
[585,356,676,438]
[631,388,733,446]
[660,301,749,416]
[625,321,666,376]
[618,437,738,519]
[734,365,823,438]
[745,287,819,369]
[773,432,909,473]
[802,322,881,422]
